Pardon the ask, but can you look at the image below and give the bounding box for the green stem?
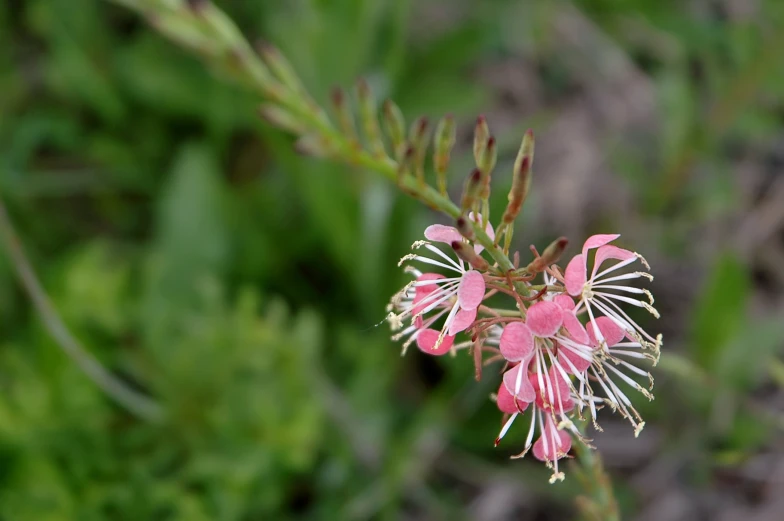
[572,436,620,521]
[107,0,523,289]
[0,198,165,422]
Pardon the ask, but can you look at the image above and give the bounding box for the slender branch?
[105,0,523,284]
[0,198,165,422]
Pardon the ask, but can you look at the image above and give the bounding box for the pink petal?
[586,316,625,347]
[415,273,446,295]
[499,322,534,362]
[448,307,477,336]
[564,254,587,296]
[559,346,591,374]
[526,301,564,338]
[562,312,589,345]
[416,328,455,356]
[424,224,463,245]
[496,382,529,414]
[553,294,576,311]
[411,290,437,319]
[503,363,535,403]
[581,233,621,256]
[533,418,572,462]
[457,270,485,310]
[468,212,495,254]
[591,244,636,279]
[530,366,573,411]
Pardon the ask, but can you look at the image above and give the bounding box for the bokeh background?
[2,0,784,519]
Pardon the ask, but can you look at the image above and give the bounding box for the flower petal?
[424,224,462,245]
[448,307,477,336]
[530,366,574,411]
[496,382,529,414]
[415,273,446,295]
[457,270,485,310]
[564,254,587,296]
[559,345,592,374]
[586,316,625,347]
[503,363,536,403]
[591,244,636,278]
[526,301,564,338]
[533,418,572,462]
[416,328,455,356]
[499,322,534,362]
[582,233,620,256]
[562,312,589,345]
[553,294,576,311]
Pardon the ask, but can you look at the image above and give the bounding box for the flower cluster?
[388,221,662,483]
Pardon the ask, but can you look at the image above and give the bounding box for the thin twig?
[0,198,165,422]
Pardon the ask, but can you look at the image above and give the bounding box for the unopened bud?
[185,0,209,13]
[461,168,483,211]
[295,134,330,157]
[409,117,430,183]
[528,237,568,272]
[455,215,475,241]
[451,241,489,271]
[382,100,406,159]
[503,130,535,224]
[513,129,535,175]
[258,104,306,134]
[331,87,358,145]
[479,136,497,176]
[356,78,385,157]
[397,145,415,184]
[258,42,305,94]
[473,115,490,166]
[478,136,497,200]
[434,114,456,194]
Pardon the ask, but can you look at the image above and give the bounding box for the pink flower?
[424,211,495,254]
[388,224,488,354]
[533,415,572,482]
[494,364,578,483]
[579,316,655,436]
[564,234,661,354]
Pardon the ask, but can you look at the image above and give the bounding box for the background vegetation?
[2,0,784,519]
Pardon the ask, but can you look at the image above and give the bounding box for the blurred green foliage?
[1,0,784,519]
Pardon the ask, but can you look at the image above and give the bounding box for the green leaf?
[690,252,750,369]
[141,143,229,342]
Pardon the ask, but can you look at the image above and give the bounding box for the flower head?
[388,219,490,355]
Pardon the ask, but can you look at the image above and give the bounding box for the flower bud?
[473,115,490,166]
[434,114,456,194]
[461,168,483,212]
[356,78,385,158]
[455,215,475,241]
[503,130,535,224]
[478,135,496,199]
[408,116,430,183]
[258,104,306,134]
[397,144,415,184]
[258,42,305,94]
[451,241,489,271]
[382,100,406,159]
[331,87,359,145]
[184,0,209,13]
[527,237,568,272]
[295,134,330,157]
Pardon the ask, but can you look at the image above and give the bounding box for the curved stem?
[0,199,165,423]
